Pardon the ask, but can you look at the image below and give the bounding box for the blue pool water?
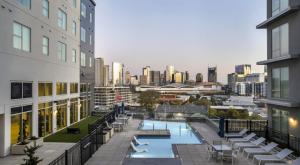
[130,120,202,158]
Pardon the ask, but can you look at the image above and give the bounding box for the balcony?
[257,53,300,65]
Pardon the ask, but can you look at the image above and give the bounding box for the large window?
[11,105,32,144]
[56,82,67,95]
[272,108,289,134]
[70,83,78,94]
[81,3,86,17]
[58,9,67,30]
[56,100,67,130]
[80,27,86,42]
[272,23,289,58]
[42,0,49,18]
[272,0,289,16]
[13,22,30,52]
[70,98,78,124]
[80,83,87,93]
[38,82,52,97]
[72,0,77,8]
[72,49,77,63]
[72,21,76,36]
[57,42,67,62]
[38,102,52,137]
[272,67,289,98]
[80,52,86,67]
[80,97,87,119]
[11,82,32,99]
[17,0,31,9]
[42,36,49,56]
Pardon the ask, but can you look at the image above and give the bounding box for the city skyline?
[95,0,267,83]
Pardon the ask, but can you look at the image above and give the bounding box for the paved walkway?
[86,119,140,165]
[0,142,75,165]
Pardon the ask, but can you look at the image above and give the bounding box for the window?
[89,35,92,45]
[90,13,93,23]
[72,49,76,63]
[42,36,49,56]
[72,0,77,8]
[13,22,31,52]
[56,100,67,130]
[17,0,31,9]
[80,83,87,93]
[57,42,67,62]
[11,105,32,144]
[81,3,86,17]
[272,67,289,98]
[272,23,289,58]
[89,57,92,67]
[58,9,67,30]
[80,97,87,119]
[42,0,49,18]
[70,98,78,124]
[72,21,76,36]
[80,27,86,42]
[38,82,52,96]
[11,82,32,99]
[272,0,289,16]
[38,102,53,137]
[56,82,67,95]
[80,52,86,67]
[70,83,78,93]
[272,108,289,134]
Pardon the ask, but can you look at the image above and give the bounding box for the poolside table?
[212,144,232,159]
[112,122,124,132]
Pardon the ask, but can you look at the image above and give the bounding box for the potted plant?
[21,144,43,165]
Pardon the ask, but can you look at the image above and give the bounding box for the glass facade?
[272,23,289,58]
[56,82,67,95]
[13,22,31,52]
[272,108,289,134]
[11,82,32,99]
[70,98,78,124]
[56,100,67,130]
[272,67,289,98]
[11,105,32,144]
[80,98,88,119]
[272,0,289,16]
[38,82,52,96]
[70,83,78,94]
[38,102,53,137]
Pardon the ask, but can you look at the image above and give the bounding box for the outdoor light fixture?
[289,117,298,128]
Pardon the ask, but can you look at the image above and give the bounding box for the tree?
[188,96,196,103]
[208,108,217,117]
[22,144,43,165]
[139,90,160,111]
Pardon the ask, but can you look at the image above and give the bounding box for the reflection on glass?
[38,102,53,137]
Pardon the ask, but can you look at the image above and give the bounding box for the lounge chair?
[105,121,112,129]
[229,133,256,145]
[244,142,278,159]
[234,137,265,151]
[264,157,300,165]
[224,128,248,139]
[130,142,148,153]
[219,149,239,165]
[253,148,293,165]
[133,136,149,145]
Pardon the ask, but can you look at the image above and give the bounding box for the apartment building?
[94,87,133,108]
[0,0,84,156]
[80,0,96,117]
[257,0,300,139]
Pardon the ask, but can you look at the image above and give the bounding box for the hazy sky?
[94,0,267,83]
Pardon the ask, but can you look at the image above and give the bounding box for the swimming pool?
[130,120,202,158]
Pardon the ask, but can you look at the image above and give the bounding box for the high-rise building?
[235,64,251,75]
[0,0,86,156]
[166,65,175,83]
[196,73,203,83]
[125,71,131,86]
[95,58,104,86]
[94,87,132,108]
[103,65,109,86]
[130,75,139,86]
[140,75,148,86]
[227,73,237,93]
[142,66,151,85]
[112,62,124,86]
[160,73,166,85]
[185,71,190,81]
[150,71,161,86]
[173,72,182,83]
[208,67,217,83]
[181,72,186,83]
[257,0,300,138]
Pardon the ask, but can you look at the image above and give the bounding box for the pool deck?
[86,120,257,165]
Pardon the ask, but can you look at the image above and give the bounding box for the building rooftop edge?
[260,99,300,108]
[257,54,300,65]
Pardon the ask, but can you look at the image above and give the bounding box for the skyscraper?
[95,58,104,86]
[125,71,131,86]
[196,73,203,83]
[142,66,151,85]
[112,62,124,86]
[166,65,175,83]
[150,71,161,86]
[235,64,251,75]
[185,71,190,81]
[103,65,110,86]
[208,67,217,83]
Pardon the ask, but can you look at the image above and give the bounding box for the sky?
[94,0,267,83]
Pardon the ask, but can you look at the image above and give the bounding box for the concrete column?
[67,100,70,126]
[32,81,38,137]
[52,103,57,133]
[78,98,81,121]
[3,106,11,156]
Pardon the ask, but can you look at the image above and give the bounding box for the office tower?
[95,58,104,86]
[173,72,182,83]
[125,71,131,86]
[208,67,217,82]
[130,75,139,86]
[140,75,148,85]
[227,73,237,93]
[80,0,96,122]
[0,0,85,156]
[112,62,124,86]
[166,65,175,83]
[142,66,151,85]
[196,73,203,83]
[150,71,161,86]
[235,64,252,75]
[160,73,166,85]
[103,65,110,86]
[185,71,190,81]
[257,0,300,138]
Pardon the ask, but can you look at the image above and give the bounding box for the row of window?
[11,82,79,99]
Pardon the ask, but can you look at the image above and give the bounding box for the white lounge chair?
[133,136,149,145]
[264,157,300,165]
[253,148,293,165]
[234,137,265,151]
[244,142,278,159]
[229,133,256,145]
[130,142,148,153]
[224,128,248,139]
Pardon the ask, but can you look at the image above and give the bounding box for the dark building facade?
[208,67,217,83]
[195,73,203,83]
[80,0,96,115]
[257,0,300,139]
[150,71,161,86]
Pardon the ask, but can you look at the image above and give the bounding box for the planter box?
[109,128,114,138]
[11,142,31,155]
[28,138,43,147]
[102,132,110,144]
